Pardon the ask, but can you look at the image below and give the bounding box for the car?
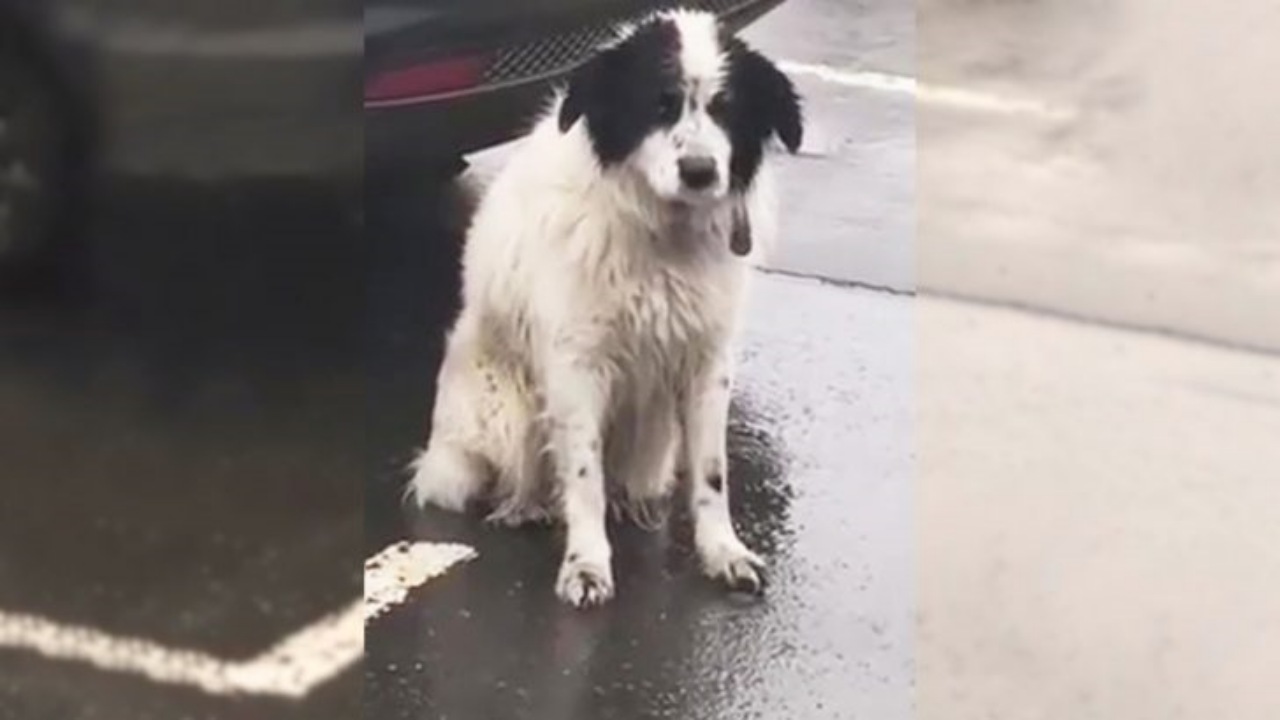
[0,0,360,272]
[364,0,787,173]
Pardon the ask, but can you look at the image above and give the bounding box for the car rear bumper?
[365,71,550,170]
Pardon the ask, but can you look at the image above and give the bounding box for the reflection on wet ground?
[0,178,362,719]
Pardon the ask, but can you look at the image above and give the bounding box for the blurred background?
[2,1,362,718]
[918,0,1280,718]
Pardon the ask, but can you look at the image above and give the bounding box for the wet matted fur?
[409,9,802,608]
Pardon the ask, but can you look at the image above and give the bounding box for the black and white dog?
[409,9,802,608]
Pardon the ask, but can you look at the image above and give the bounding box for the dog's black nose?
[678,156,718,190]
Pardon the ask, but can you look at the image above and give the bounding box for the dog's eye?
[657,90,682,121]
[707,91,731,118]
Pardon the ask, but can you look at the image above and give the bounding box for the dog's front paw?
[555,554,615,608]
[699,537,766,595]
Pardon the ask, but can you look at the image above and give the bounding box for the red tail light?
[364,55,490,104]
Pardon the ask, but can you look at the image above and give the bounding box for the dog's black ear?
[770,67,803,153]
[750,51,803,153]
[723,39,803,155]
[558,53,604,133]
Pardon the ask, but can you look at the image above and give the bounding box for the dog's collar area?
[660,199,749,257]
[730,202,752,256]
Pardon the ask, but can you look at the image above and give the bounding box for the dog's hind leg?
[406,442,489,513]
[485,427,554,527]
[611,398,678,530]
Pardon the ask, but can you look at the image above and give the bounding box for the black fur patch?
[718,36,803,191]
[559,19,683,165]
[559,16,802,190]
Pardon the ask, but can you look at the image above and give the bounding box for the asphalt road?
[0,181,364,719]
[365,2,915,719]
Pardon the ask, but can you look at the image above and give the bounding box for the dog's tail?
[404,443,488,513]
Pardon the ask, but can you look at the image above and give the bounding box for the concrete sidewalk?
[919,296,1280,719]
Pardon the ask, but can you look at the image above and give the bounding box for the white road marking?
[776,59,1075,121]
[365,541,477,622]
[0,601,361,698]
[230,600,363,696]
[0,541,475,698]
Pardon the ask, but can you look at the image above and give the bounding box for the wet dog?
[408,9,802,608]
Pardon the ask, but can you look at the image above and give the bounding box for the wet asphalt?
[367,1,914,718]
[0,181,364,720]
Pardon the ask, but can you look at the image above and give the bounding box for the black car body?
[364,0,786,169]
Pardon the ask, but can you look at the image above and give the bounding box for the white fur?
[409,13,781,608]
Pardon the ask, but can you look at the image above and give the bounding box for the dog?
[408,9,802,608]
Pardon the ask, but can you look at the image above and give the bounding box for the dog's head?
[558,10,802,205]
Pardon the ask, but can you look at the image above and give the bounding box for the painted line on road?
[0,601,361,698]
[776,59,1075,121]
[365,541,477,622]
[0,541,474,696]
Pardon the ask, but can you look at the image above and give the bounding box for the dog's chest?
[595,260,730,377]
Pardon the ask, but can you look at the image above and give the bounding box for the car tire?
[0,29,77,275]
